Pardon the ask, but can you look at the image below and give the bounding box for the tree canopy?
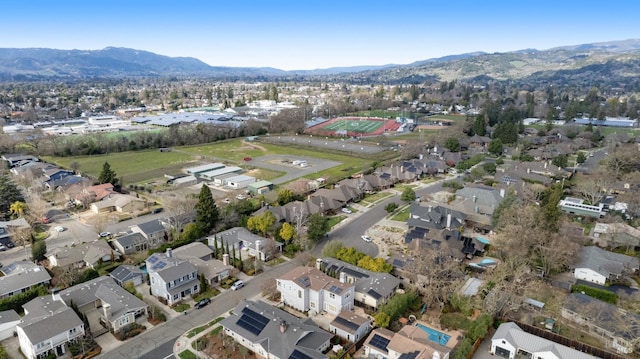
[98,161,119,188]
[306,213,330,242]
[0,175,24,219]
[195,184,219,236]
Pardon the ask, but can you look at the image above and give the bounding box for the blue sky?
[2,0,639,70]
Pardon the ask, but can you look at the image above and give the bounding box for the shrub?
[572,284,618,304]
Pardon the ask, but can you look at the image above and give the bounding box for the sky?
[2,0,640,71]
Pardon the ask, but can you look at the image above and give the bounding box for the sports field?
[321,118,384,133]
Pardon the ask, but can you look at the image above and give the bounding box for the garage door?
[495,346,511,358]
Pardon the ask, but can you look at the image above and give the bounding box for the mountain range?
[1,39,640,85]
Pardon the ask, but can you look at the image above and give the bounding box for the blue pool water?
[476,236,490,244]
[480,258,496,265]
[416,324,451,346]
[140,264,148,274]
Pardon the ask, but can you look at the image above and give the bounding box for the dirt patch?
[242,140,268,152]
[196,329,256,359]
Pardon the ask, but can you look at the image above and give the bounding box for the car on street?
[54,226,65,232]
[243,157,252,161]
[151,207,163,214]
[361,235,372,242]
[0,244,6,251]
[195,298,211,309]
[236,194,246,200]
[99,232,111,238]
[230,280,244,291]
[341,207,352,214]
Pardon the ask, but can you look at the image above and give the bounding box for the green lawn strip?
[178,350,197,359]
[173,303,190,312]
[193,288,220,302]
[327,215,347,229]
[361,191,393,206]
[390,205,410,221]
[187,317,225,338]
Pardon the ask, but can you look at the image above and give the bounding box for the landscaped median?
[175,316,235,359]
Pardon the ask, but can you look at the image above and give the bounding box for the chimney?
[103,303,112,320]
[223,253,230,266]
[400,165,404,173]
[544,161,548,169]
[316,258,323,270]
[339,271,347,283]
[500,188,505,198]
[446,213,452,229]
[52,289,60,302]
[166,248,173,258]
[280,321,287,333]
[428,205,432,212]
[255,240,262,261]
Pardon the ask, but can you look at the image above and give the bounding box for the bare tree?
[9,225,32,258]
[260,278,279,301]
[294,251,312,267]
[406,247,465,308]
[573,171,611,205]
[163,193,198,241]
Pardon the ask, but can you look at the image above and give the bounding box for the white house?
[16,296,84,359]
[0,310,20,340]
[224,174,256,189]
[146,249,199,305]
[209,227,283,262]
[329,310,371,343]
[277,266,354,315]
[364,326,451,359]
[491,322,598,359]
[573,246,639,285]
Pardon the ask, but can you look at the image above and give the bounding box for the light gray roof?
[172,242,214,260]
[59,276,113,307]
[319,258,400,302]
[95,282,147,320]
[493,322,598,359]
[221,300,331,359]
[0,264,50,297]
[134,219,166,236]
[576,246,640,278]
[19,307,83,345]
[563,293,640,341]
[0,309,20,325]
[22,296,66,319]
[212,227,282,251]
[156,260,197,283]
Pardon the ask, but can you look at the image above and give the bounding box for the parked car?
[54,226,65,232]
[236,194,246,200]
[99,232,111,238]
[341,207,352,214]
[151,207,163,214]
[222,198,231,204]
[361,235,372,242]
[195,298,211,309]
[0,244,6,251]
[230,280,244,291]
[243,157,252,161]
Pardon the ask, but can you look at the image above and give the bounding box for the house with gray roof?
[491,322,598,359]
[172,242,232,286]
[221,300,332,359]
[0,261,51,299]
[316,258,401,309]
[131,218,168,248]
[16,296,84,359]
[146,249,199,306]
[562,293,640,354]
[47,239,119,269]
[109,265,144,287]
[573,246,639,285]
[172,242,214,261]
[0,309,20,340]
[58,276,147,334]
[112,232,147,254]
[329,310,371,343]
[209,227,282,261]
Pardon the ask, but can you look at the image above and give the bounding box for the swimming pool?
[416,324,451,346]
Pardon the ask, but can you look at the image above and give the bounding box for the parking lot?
[247,154,341,184]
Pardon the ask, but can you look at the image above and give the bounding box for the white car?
[361,235,372,242]
[222,198,231,204]
[230,280,244,290]
[54,226,65,232]
[341,208,353,214]
[99,232,111,237]
[236,194,246,200]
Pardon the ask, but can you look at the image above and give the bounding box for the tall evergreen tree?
[98,162,119,188]
[195,184,219,235]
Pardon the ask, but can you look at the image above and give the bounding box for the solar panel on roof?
[333,315,360,331]
[236,307,270,336]
[369,334,390,351]
[148,256,159,264]
[298,276,310,287]
[289,349,314,359]
[328,285,343,294]
[153,261,166,270]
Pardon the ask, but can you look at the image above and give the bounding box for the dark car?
[195,298,211,309]
[151,207,163,214]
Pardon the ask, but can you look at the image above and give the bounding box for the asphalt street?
[96,179,446,359]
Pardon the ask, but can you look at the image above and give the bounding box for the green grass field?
[44,138,376,185]
[320,119,384,133]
